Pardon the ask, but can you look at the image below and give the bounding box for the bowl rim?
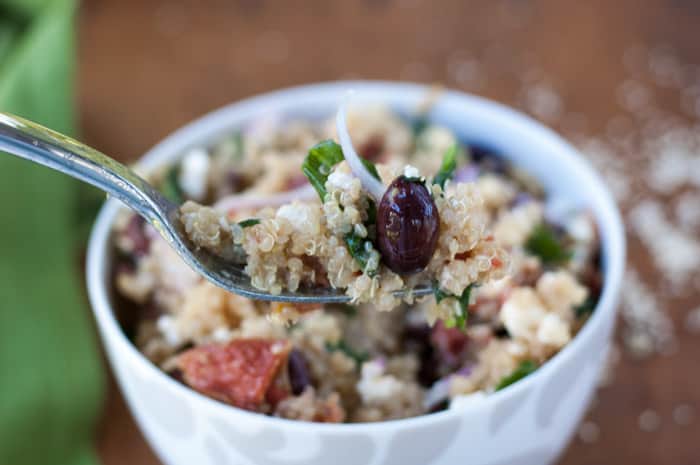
[86,80,626,432]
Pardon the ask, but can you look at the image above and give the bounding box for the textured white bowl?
[87,82,625,465]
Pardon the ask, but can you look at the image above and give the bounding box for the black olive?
[125,214,150,256]
[469,144,508,174]
[376,176,440,274]
[287,349,311,396]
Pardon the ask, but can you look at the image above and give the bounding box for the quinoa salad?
[113,100,602,422]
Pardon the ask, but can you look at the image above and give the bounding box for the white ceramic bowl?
[87,82,625,465]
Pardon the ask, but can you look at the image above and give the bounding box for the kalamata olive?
[376,176,440,274]
[469,144,508,174]
[287,349,311,395]
[125,214,150,256]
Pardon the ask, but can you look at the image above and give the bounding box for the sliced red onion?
[373,356,387,369]
[510,192,533,207]
[213,184,317,213]
[336,101,386,202]
[456,363,474,377]
[454,164,480,183]
[423,376,452,411]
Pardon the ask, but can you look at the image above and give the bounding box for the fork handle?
[0,112,173,223]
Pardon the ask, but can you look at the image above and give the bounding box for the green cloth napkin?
[0,1,104,465]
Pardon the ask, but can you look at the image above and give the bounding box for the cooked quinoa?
[113,102,601,422]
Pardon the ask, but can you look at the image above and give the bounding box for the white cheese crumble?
[178,148,210,201]
[326,170,358,192]
[403,164,420,179]
[357,360,404,403]
[536,313,571,347]
[277,202,322,234]
[500,288,547,342]
[156,315,181,347]
[449,391,487,411]
[536,270,588,318]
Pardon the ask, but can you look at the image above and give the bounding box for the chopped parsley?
[575,295,596,319]
[433,282,474,330]
[495,360,538,391]
[161,165,184,204]
[302,140,381,199]
[302,140,345,199]
[432,144,458,189]
[238,218,261,228]
[334,304,358,317]
[344,233,378,276]
[525,223,571,265]
[325,340,368,365]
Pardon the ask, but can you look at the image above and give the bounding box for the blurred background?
[2,0,700,464]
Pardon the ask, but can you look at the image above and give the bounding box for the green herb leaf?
[325,340,368,365]
[495,360,538,391]
[432,144,458,189]
[344,233,378,277]
[525,223,572,265]
[361,158,382,182]
[432,282,451,303]
[365,198,377,224]
[334,304,358,317]
[161,165,184,204]
[433,282,474,330]
[238,218,261,228]
[302,140,381,200]
[302,140,345,199]
[575,295,596,319]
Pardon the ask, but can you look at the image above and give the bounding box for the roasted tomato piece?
[178,339,291,410]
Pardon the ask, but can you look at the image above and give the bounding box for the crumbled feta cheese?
[449,391,487,410]
[403,164,420,178]
[179,148,210,201]
[277,202,321,234]
[327,170,358,192]
[567,214,595,243]
[211,327,232,343]
[505,340,528,357]
[536,313,571,347]
[536,270,588,318]
[156,315,181,347]
[357,360,404,403]
[500,288,547,341]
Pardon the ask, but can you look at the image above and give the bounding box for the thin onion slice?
[422,376,451,411]
[213,184,317,214]
[336,100,386,202]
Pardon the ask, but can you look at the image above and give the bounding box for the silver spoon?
[0,112,433,303]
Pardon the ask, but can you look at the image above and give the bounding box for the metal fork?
[0,112,432,303]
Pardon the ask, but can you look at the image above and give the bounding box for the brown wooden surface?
[81,1,700,464]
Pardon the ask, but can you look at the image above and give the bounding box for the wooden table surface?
[80,1,700,463]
